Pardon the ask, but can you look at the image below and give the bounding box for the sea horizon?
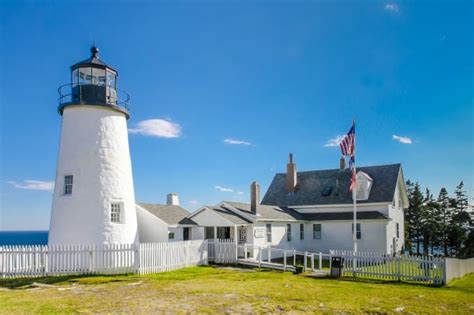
[0,230,49,246]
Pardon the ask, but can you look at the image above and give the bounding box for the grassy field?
[1,266,473,313]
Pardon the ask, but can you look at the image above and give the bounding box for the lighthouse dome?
[58,46,130,119]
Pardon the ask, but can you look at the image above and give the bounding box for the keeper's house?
[136,193,204,243]
[189,155,408,255]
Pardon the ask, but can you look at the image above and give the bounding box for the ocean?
[0,231,49,246]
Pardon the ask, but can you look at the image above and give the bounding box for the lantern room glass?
[73,67,116,88]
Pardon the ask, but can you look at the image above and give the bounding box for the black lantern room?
[58,46,130,119]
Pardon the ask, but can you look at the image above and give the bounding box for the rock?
[127,281,143,286]
[394,306,405,312]
[31,282,57,288]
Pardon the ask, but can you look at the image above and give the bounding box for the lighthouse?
[48,46,138,245]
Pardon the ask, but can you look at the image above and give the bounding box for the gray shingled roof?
[205,206,252,224]
[138,203,197,225]
[223,201,302,221]
[261,164,401,207]
[300,211,389,221]
[215,202,388,222]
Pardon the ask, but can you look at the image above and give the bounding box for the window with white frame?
[352,223,361,240]
[169,231,175,240]
[287,224,292,242]
[266,223,272,243]
[313,224,321,239]
[300,224,304,240]
[64,175,73,195]
[396,223,400,238]
[110,202,122,223]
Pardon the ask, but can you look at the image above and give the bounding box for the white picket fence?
[138,240,208,274]
[331,250,445,284]
[0,240,208,278]
[208,239,237,264]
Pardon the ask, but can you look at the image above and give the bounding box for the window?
[313,224,322,239]
[396,223,400,238]
[64,175,73,195]
[238,227,247,244]
[72,69,79,87]
[204,227,214,239]
[399,198,402,209]
[110,202,122,223]
[168,231,175,240]
[287,224,292,242]
[352,223,361,240]
[300,224,304,240]
[217,227,230,239]
[266,224,272,243]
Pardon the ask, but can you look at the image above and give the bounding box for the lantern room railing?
[57,83,131,112]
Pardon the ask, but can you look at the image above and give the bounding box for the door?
[237,226,247,258]
[183,227,190,241]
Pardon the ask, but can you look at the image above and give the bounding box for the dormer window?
[355,171,373,201]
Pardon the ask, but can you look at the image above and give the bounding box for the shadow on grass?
[0,273,134,290]
[303,273,444,288]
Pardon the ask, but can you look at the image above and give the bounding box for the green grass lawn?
[1,266,473,313]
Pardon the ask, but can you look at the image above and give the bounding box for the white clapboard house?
[136,193,204,243]
[189,155,408,255]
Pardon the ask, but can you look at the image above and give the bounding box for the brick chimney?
[250,181,260,214]
[166,193,180,206]
[286,153,297,192]
[339,157,346,170]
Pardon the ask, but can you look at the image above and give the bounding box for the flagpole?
[352,121,357,275]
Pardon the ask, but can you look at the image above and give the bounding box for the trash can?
[330,256,344,277]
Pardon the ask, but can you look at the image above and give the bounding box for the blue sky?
[0,1,472,230]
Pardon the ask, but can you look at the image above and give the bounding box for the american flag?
[339,122,355,157]
[339,122,356,191]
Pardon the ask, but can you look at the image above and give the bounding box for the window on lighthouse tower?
[111,202,122,223]
[63,175,73,195]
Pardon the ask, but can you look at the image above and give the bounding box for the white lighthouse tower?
[48,46,138,245]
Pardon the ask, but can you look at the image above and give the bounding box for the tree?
[448,181,471,256]
[437,188,452,256]
[405,182,424,254]
[458,229,474,258]
[423,189,440,255]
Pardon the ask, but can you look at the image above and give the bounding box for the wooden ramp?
[237,258,296,272]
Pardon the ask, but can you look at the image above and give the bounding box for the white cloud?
[384,3,399,13]
[215,185,234,192]
[8,180,54,191]
[392,135,413,144]
[224,139,252,146]
[129,119,182,138]
[324,135,345,147]
[189,199,199,205]
[237,191,244,195]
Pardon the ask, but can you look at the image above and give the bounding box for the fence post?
[258,247,262,268]
[397,255,401,282]
[311,253,314,271]
[244,244,247,260]
[268,247,271,263]
[293,249,296,266]
[283,251,287,271]
[319,252,322,271]
[44,246,49,276]
[134,243,140,274]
